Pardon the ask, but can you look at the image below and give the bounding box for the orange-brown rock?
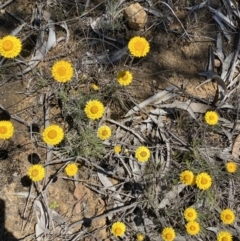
[124,3,147,30]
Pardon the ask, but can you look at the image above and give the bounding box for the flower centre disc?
[188,212,193,217]
[201,178,207,184]
[3,40,13,51]
[122,73,128,80]
[102,130,108,136]
[47,130,57,139]
[222,237,228,241]
[57,66,67,76]
[184,175,191,181]
[209,115,215,120]
[0,126,7,134]
[134,41,144,51]
[140,151,147,157]
[115,227,122,235]
[225,214,232,220]
[190,226,196,231]
[31,169,39,177]
[166,233,172,239]
[90,106,99,114]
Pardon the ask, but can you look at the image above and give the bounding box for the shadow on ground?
[0,199,19,241]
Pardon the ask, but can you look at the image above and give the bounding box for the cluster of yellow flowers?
[27,161,78,182]
[0,35,74,83]
[116,36,150,86]
[1,33,236,241]
[180,170,212,190]
[109,214,234,240]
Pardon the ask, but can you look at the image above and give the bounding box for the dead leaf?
[232,134,240,159]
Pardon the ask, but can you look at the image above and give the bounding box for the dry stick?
[20,184,33,234]
[107,119,150,145]
[160,1,190,39]
[69,201,143,230]
[76,156,125,181]
[0,0,15,9]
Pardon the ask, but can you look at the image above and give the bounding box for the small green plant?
[49,201,60,209]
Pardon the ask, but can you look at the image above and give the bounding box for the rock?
[124,3,147,30]
[214,59,221,68]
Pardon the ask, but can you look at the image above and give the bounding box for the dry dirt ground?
[0,0,235,240]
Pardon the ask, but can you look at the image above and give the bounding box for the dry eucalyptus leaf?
[232,134,240,159]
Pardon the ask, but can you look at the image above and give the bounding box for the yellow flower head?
[42,125,64,146]
[114,145,121,154]
[97,125,111,140]
[91,83,99,90]
[184,207,198,222]
[220,209,235,225]
[204,111,219,125]
[185,221,200,236]
[161,227,176,241]
[217,231,232,241]
[136,232,145,241]
[135,146,151,163]
[27,164,45,182]
[65,163,78,177]
[180,170,195,186]
[84,100,105,120]
[111,221,126,237]
[195,172,212,190]
[0,35,22,58]
[128,36,150,57]
[226,162,237,173]
[51,60,74,83]
[0,120,14,140]
[117,70,133,86]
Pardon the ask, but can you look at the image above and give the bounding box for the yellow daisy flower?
[65,163,78,177]
[136,232,145,241]
[97,125,111,140]
[51,60,74,83]
[0,120,14,140]
[91,83,99,90]
[220,209,235,225]
[180,170,195,186]
[217,231,232,241]
[204,111,219,125]
[226,162,237,173]
[117,70,133,86]
[111,221,126,237]
[0,35,22,58]
[114,145,121,154]
[135,146,151,163]
[42,125,64,146]
[185,221,200,236]
[195,172,212,190]
[128,36,150,57]
[84,100,105,120]
[184,207,198,222]
[161,227,176,241]
[27,164,45,182]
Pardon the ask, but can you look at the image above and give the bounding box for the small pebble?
[214,59,221,68]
